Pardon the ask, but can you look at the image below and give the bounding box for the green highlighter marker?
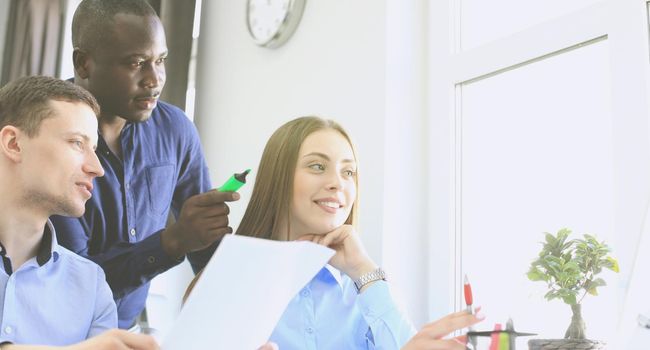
[218,169,251,192]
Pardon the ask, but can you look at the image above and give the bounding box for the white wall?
[193,0,430,325]
[59,0,82,79]
[0,0,11,81]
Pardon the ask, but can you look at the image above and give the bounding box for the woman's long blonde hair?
[183,117,360,303]
[236,116,359,241]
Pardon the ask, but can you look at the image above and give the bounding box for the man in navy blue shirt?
[50,0,238,329]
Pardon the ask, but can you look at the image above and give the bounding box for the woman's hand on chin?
[297,225,377,280]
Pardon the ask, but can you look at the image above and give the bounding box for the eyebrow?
[63,131,91,140]
[302,152,355,164]
[124,51,168,60]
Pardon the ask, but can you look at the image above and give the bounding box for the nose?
[83,151,105,178]
[141,62,165,89]
[326,170,343,191]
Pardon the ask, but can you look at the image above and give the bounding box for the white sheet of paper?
[162,234,334,350]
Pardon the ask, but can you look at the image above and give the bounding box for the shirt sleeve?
[87,266,118,338]
[50,215,184,299]
[356,281,417,349]
[170,117,215,274]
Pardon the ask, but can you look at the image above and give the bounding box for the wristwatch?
[353,267,386,293]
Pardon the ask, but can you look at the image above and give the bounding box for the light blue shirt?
[270,265,416,350]
[0,221,117,345]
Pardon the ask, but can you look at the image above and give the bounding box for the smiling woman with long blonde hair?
[236,117,358,241]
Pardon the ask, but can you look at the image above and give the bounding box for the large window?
[429,0,650,347]
[461,39,616,344]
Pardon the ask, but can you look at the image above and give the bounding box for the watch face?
[246,0,305,48]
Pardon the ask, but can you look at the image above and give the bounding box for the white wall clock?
[246,0,306,49]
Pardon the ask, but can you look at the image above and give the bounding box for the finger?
[420,313,484,339]
[436,306,482,322]
[319,229,347,247]
[185,219,230,238]
[198,213,230,227]
[206,227,233,239]
[429,339,468,350]
[115,332,159,349]
[196,227,233,247]
[193,190,240,206]
[407,338,468,350]
[454,335,467,344]
[205,203,230,216]
[257,342,279,350]
[442,309,477,319]
[186,205,230,221]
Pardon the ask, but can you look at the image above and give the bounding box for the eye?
[343,169,357,177]
[129,60,145,68]
[309,163,325,171]
[71,140,83,149]
[156,56,167,65]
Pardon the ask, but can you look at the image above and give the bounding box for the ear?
[73,48,91,79]
[0,125,23,163]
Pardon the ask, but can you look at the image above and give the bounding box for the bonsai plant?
[527,228,619,343]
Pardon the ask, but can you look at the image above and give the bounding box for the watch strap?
[353,267,386,293]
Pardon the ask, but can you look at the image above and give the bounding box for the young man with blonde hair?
[0,75,157,350]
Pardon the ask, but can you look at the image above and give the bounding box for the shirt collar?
[319,264,344,288]
[36,220,60,266]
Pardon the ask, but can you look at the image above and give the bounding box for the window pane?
[460,40,618,347]
[460,0,604,50]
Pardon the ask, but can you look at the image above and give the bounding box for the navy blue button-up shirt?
[51,101,214,328]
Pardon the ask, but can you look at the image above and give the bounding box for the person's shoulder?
[56,246,105,277]
[149,100,196,133]
[156,100,186,114]
[154,101,192,123]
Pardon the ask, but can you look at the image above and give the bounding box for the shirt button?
[125,184,130,190]
[365,307,374,316]
[300,289,310,297]
[130,228,136,236]
[147,256,156,264]
[306,327,313,334]
[4,326,12,334]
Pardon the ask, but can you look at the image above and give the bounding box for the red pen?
[464,274,477,349]
[464,274,474,312]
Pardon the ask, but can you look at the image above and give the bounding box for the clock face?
[246,0,305,48]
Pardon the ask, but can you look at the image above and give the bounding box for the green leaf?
[562,293,577,305]
[597,247,611,255]
[527,268,545,282]
[545,233,556,245]
[562,261,580,273]
[558,228,572,238]
[591,278,606,288]
[544,290,558,301]
[606,256,620,273]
